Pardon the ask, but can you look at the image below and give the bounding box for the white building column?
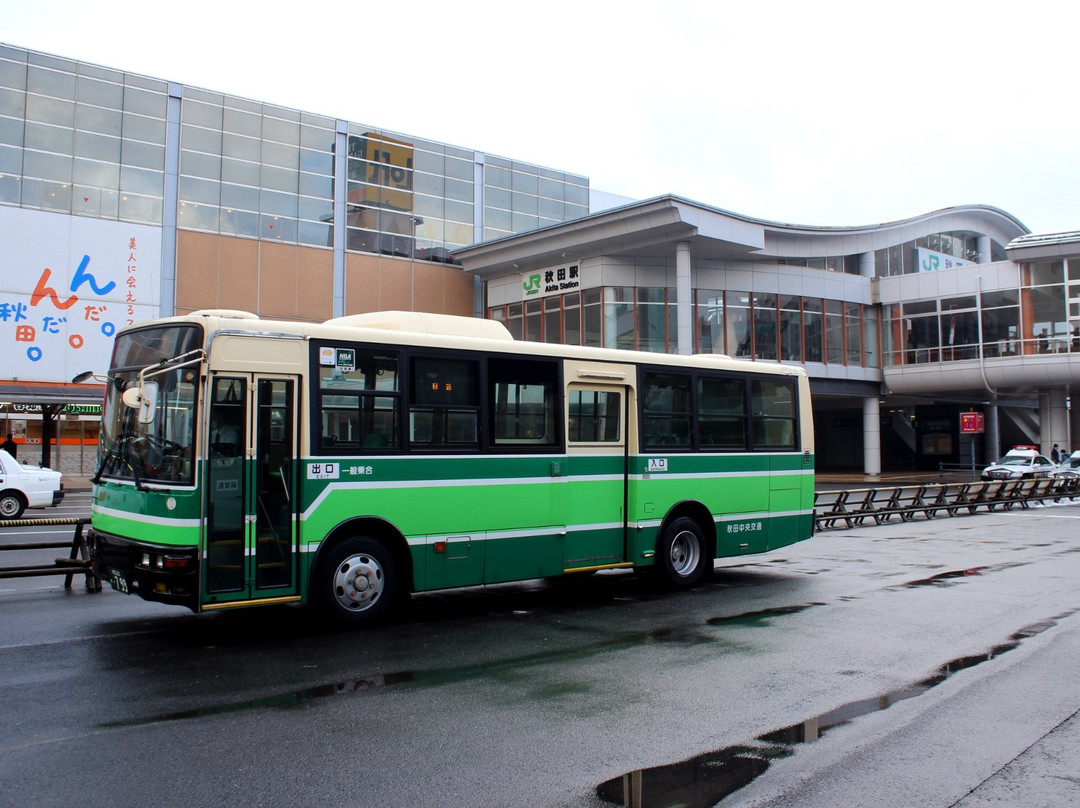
[976,235,992,264]
[863,396,881,476]
[858,251,876,278]
[984,404,1000,461]
[1041,388,1069,457]
[676,241,692,355]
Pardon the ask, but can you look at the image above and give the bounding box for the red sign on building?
[960,412,985,434]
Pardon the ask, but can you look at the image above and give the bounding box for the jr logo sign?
[522,274,541,296]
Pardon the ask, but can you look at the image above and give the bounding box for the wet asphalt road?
[2,491,1080,807]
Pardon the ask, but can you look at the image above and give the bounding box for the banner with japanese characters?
[0,207,161,383]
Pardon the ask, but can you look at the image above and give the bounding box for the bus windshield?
[96,325,203,486]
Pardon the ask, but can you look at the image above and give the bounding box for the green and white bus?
[90,309,815,625]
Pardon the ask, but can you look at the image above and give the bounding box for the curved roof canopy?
[454,195,1029,275]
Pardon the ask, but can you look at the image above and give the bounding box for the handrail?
[814,476,1080,532]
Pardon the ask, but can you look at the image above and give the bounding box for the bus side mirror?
[122,381,159,424]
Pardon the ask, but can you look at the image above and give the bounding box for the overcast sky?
[7,0,1079,235]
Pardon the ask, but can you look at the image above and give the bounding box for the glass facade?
[482,155,588,243]
[882,258,1080,365]
[0,45,168,223]
[874,231,1008,276]
[179,88,337,246]
[0,45,589,264]
[489,288,879,368]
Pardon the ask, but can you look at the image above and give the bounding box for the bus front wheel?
[318,537,399,626]
[655,517,707,587]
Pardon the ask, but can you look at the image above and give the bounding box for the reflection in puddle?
[98,621,730,730]
[98,671,419,728]
[706,603,824,627]
[597,611,1075,808]
[901,566,985,587]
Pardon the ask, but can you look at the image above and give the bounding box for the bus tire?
[318,537,399,626]
[654,516,706,587]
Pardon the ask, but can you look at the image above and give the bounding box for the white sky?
[6,0,1080,234]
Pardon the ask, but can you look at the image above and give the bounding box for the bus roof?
[134,310,807,379]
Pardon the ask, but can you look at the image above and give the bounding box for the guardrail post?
[0,517,100,592]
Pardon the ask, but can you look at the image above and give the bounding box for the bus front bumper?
[90,529,199,610]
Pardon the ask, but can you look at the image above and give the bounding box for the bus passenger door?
[563,383,630,572]
[204,374,300,606]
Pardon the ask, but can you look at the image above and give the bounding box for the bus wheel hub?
[334,554,383,611]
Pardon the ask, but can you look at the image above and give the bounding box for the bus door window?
[565,384,627,570]
[206,377,247,594]
[254,378,296,590]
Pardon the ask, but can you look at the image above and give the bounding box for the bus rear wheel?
[318,537,399,626]
[655,517,707,587]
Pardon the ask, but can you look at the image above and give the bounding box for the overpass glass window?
[604,287,635,350]
[755,294,778,360]
[981,290,1020,357]
[845,303,863,365]
[825,301,845,364]
[779,295,802,361]
[727,291,752,358]
[637,288,670,353]
[803,300,823,363]
[696,290,725,354]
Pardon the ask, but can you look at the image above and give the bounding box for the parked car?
[0,449,65,519]
[1051,449,1080,478]
[981,446,1057,481]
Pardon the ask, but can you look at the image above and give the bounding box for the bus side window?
[317,349,400,452]
[410,356,479,447]
[489,357,559,447]
[698,375,748,450]
[750,378,797,449]
[641,372,691,449]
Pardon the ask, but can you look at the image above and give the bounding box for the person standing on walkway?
[1,433,16,458]
[1052,444,1061,463]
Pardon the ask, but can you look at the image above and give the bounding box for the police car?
[0,449,65,520]
[981,446,1057,481]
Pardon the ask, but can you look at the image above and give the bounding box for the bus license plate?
[107,567,130,594]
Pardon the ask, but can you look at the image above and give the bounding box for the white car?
[981,446,1057,481]
[0,449,65,520]
[1051,450,1080,478]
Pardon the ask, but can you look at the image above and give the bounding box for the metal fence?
[814,476,1080,532]
[0,517,99,591]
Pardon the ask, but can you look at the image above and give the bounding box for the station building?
[1,43,1077,475]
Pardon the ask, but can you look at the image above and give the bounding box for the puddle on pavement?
[98,670,420,727]
[706,603,824,627]
[900,566,986,587]
[596,610,1076,808]
[98,620,730,729]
